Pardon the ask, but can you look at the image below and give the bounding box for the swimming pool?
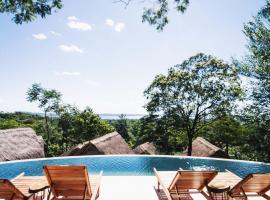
[0,155,270,179]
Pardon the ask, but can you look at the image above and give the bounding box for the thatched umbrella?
[133,142,157,155]
[188,137,229,158]
[63,131,134,156]
[0,128,45,161]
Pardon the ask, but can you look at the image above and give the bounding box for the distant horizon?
[0,111,145,119]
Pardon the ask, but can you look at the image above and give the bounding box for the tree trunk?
[187,133,193,156]
[225,143,229,155]
[44,111,50,155]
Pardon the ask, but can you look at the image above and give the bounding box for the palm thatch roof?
[0,128,45,162]
[63,131,134,156]
[133,142,157,155]
[189,137,229,158]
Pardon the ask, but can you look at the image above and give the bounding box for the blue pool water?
[0,155,270,179]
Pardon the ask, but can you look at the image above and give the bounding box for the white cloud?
[63,71,81,76]
[67,16,92,31]
[59,45,84,53]
[0,98,4,103]
[114,22,125,32]
[67,16,79,21]
[67,21,92,31]
[105,19,114,27]
[53,71,81,76]
[50,31,61,36]
[32,33,47,40]
[84,80,100,87]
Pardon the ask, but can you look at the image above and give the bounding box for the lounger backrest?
[43,165,92,199]
[0,179,25,200]
[230,173,270,194]
[168,170,218,191]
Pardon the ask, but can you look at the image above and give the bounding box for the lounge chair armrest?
[153,168,172,200]
[90,171,103,200]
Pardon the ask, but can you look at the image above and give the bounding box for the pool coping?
[0,154,269,165]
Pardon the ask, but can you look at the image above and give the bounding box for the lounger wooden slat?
[154,168,218,200]
[43,165,102,200]
[229,173,270,199]
[0,174,48,200]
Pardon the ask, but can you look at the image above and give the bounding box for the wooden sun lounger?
[229,173,270,200]
[154,168,218,200]
[43,165,103,200]
[0,173,48,200]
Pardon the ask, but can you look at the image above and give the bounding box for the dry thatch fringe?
[133,142,157,155]
[62,131,134,156]
[0,128,45,161]
[189,137,229,158]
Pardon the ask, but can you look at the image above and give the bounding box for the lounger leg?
[47,187,52,200]
[240,187,247,200]
[82,184,87,200]
[261,193,270,200]
[158,181,160,192]
[201,191,211,200]
[97,187,100,198]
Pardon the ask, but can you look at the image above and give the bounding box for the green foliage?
[145,53,242,155]
[0,0,189,31]
[0,0,62,24]
[238,1,270,162]
[133,114,187,154]
[27,83,62,155]
[0,119,23,129]
[27,83,62,113]
[69,107,115,143]
[142,0,189,31]
[25,83,114,156]
[199,114,246,155]
[112,114,130,142]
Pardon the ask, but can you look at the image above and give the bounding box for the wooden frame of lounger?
[229,173,270,199]
[154,168,218,200]
[43,165,103,200]
[0,177,27,200]
[0,173,48,200]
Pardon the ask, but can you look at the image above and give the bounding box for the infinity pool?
[0,155,270,179]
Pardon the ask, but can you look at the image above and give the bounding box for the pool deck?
[99,176,205,200]
[98,175,270,200]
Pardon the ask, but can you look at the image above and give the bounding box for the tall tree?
[0,0,62,24]
[144,53,242,156]
[0,0,189,30]
[240,1,270,162]
[243,1,270,117]
[114,114,130,142]
[199,114,245,155]
[27,83,61,154]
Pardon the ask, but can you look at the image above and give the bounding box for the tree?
[142,0,189,31]
[199,114,245,155]
[114,114,130,142]
[243,1,270,117]
[0,0,189,30]
[0,0,62,24]
[239,1,270,162]
[27,83,61,154]
[66,107,114,144]
[144,53,242,156]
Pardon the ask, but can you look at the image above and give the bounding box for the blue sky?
[0,0,265,114]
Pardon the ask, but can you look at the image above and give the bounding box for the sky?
[0,0,265,114]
